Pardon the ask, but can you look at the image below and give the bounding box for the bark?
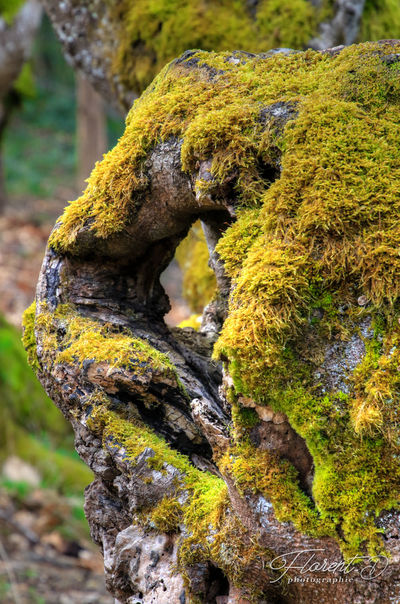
[41,0,128,111]
[76,72,107,189]
[30,43,400,603]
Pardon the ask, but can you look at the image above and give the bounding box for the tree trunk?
[76,73,107,190]
[26,41,400,603]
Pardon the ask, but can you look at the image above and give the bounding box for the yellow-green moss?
[35,303,179,383]
[175,221,216,313]
[150,496,183,533]
[178,314,202,330]
[21,300,38,372]
[85,394,273,599]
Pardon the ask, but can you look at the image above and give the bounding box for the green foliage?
[0,0,24,24]
[3,17,77,199]
[361,0,400,42]
[13,63,36,98]
[3,16,124,201]
[0,313,66,442]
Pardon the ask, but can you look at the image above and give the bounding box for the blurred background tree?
[0,0,41,212]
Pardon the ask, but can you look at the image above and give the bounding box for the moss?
[150,496,183,533]
[100,0,399,99]
[85,395,271,599]
[231,404,260,430]
[22,300,38,372]
[178,314,202,330]
[35,303,180,384]
[175,221,216,313]
[350,310,400,442]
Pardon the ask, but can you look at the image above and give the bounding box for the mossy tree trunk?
[42,0,376,113]
[26,42,400,603]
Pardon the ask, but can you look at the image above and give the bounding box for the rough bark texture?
[26,42,400,603]
[42,0,375,114]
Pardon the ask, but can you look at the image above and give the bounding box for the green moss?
[22,300,38,371]
[150,496,183,533]
[175,221,216,313]
[178,314,202,330]
[85,395,270,599]
[231,404,260,430]
[350,310,400,441]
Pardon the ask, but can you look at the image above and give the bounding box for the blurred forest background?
[0,1,399,602]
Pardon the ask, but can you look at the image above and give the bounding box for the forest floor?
[0,482,112,604]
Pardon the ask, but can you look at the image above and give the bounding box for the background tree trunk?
[76,73,107,190]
